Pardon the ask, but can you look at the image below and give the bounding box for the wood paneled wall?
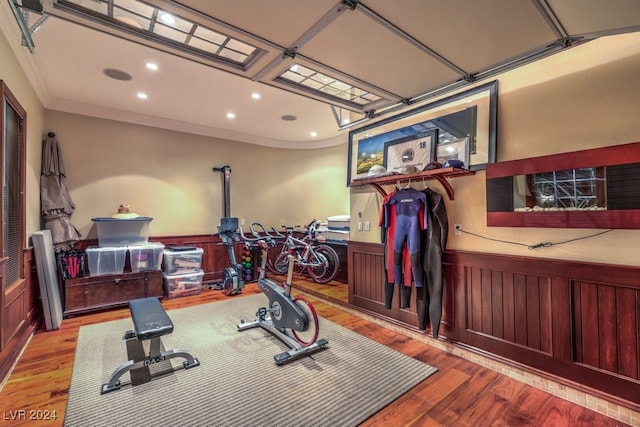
[348,241,640,410]
[573,280,639,380]
[0,251,38,385]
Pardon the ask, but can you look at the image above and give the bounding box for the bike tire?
[312,245,340,283]
[291,296,319,346]
[306,251,328,283]
[272,252,291,274]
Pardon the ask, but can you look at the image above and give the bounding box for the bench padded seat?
[129,297,173,340]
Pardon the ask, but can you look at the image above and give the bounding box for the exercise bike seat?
[129,297,174,341]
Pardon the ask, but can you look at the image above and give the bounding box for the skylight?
[278,63,383,107]
[53,0,260,68]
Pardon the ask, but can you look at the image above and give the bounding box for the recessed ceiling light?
[251,92,261,100]
[310,131,317,137]
[146,62,158,71]
[281,115,297,121]
[227,112,236,119]
[103,68,131,81]
[137,92,148,99]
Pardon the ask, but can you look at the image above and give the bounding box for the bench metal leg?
[101,338,200,394]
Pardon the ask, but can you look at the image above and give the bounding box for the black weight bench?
[101,297,200,394]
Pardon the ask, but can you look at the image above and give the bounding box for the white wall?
[350,33,640,267]
[0,24,45,240]
[44,111,349,239]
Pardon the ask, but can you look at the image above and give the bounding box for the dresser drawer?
[64,271,163,316]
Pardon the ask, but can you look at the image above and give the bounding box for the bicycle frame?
[282,234,324,268]
[251,221,340,283]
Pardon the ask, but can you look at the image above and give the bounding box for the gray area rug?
[65,294,437,426]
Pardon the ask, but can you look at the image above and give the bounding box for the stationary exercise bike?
[216,217,245,295]
[237,225,328,365]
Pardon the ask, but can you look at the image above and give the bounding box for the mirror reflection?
[347,80,497,185]
[504,167,608,212]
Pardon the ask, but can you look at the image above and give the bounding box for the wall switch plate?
[357,221,363,231]
[364,221,371,231]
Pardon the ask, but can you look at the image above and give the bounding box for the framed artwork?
[436,138,470,168]
[384,130,437,173]
[347,80,498,185]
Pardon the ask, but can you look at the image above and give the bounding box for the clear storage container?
[163,269,204,299]
[86,246,127,276]
[163,246,204,274]
[128,243,165,272]
[92,217,153,247]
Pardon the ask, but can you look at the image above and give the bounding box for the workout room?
[1,1,640,426]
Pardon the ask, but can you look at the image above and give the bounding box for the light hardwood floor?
[0,278,629,426]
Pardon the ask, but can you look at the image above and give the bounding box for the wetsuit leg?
[400,285,412,309]
[416,286,428,330]
[393,216,424,286]
[385,283,394,309]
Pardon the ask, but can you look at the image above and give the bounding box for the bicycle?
[250,221,340,284]
[237,226,328,364]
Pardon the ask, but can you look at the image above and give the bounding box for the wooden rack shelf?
[349,167,474,200]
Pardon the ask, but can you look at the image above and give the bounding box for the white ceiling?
[2,0,640,149]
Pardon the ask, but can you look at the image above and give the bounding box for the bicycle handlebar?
[244,222,284,246]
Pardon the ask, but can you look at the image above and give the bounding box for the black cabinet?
[326,242,348,283]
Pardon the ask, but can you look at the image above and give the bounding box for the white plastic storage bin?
[128,243,165,272]
[327,215,350,230]
[86,246,127,276]
[326,229,350,243]
[163,269,204,299]
[163,246,204,275]
[92,217,153,247]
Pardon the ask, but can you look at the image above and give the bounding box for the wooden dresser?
[64,270,163,317]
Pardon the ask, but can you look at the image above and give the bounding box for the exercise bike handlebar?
[241,224,278,247]
[269,227,286,239]
[249,222,268,238]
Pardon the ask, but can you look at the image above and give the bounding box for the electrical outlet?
[364,221,371,231]
[357,221,363,231]
[454,224,462,235]
[240,218,245,226]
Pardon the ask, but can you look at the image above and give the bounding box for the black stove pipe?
[213,165,232,217]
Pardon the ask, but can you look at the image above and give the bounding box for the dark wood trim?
[485,141,640,178]
[350,167,474,200]
[348,244,640,411]
[0,252,37,386]
[487,209,640,229]
[486,141,640,229]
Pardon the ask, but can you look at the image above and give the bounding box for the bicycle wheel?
[306,251,328,283]
[272,252,291,274]
[265,243,285,274]
[291,296,319,346]
[312,245,340,283]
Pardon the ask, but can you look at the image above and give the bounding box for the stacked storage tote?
[326,215,350,243]
[89,217,161,276]
[162,246,204,298]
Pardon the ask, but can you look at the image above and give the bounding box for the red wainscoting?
[347,241,640,410]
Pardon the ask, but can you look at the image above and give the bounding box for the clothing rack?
[350,167,474,200]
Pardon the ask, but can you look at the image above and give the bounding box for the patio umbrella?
[40,132,81,250]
